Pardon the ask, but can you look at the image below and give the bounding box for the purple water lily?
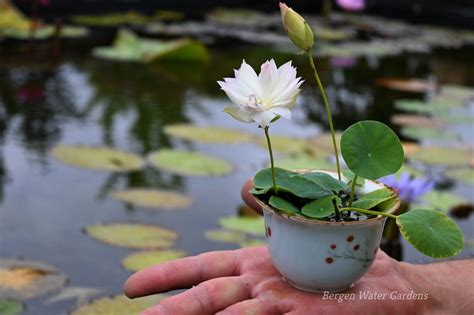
[336,0,366,12]
[380,172,434,203]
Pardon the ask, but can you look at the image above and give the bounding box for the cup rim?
[253,169,400,226]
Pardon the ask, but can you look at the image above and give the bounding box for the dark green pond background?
[1,34,473,314]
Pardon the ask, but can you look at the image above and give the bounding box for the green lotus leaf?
[397,209,464,258]
[204,230,246,244]
[253,168,334,199]
[112,189,191,210]
[0,300,24,315]
[302,195,338,219]
[0,258,67,300]
[85,223,177,249]
[51,145,144,172]
[394,100,445,114]
[409,147,471,167]
[218,216,265,236]
[341,121,404,179]
[416,191,469,212]
[401,127,457,141]
[275,156,335,171]
[164,124,254,144]
[148,149,233,176]
[257,135,314,155]
[71,294,166,315]
[295,172,348,191]
[269,196,300,215]
[445,168,474,185]
[122,250,187,272]
[352,188,394,210]
[72,12,152,26]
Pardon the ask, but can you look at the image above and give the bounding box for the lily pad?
[397,209,464,258]
[238,239,266,248]
[218,216,265,236]
[257,135,314,155]
[71,294,166,315]
[311,132,342,154]
[51,145,144,172]
[375,78,435,93]
[352,188,394,210]
[341,121,404,179]
[147,149,233,176]
[204,230,246,244]
[409,147,472,167]
[391,114,444,129]
[302,195,337,219]
[93,29,208,63]
[0,258,67,300]
[164,124,254,144]
[444,168,474,185]
[394,100,445,114]
[0,300,24,315]
[415,191,469,212]
[85,223,177,249]
[122,250,187,271]
[269,196,300,214]
[401,127,457,141]
[112,189,191,210]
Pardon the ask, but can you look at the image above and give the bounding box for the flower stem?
[307,52,341,180]
[264,126,277,194]
[340,207,398,219]
[348,175,358,208]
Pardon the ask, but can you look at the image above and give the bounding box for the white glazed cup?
[255,170,399,293]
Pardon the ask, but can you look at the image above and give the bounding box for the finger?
[241,179,262,215]
[124,250,239,298]
[142,276,254,315]
[216,298,280,315]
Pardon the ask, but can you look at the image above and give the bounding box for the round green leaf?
[71,294,166,315]
[51,145,144,172]
[122,250,186,271]
[0,259,67,300]
[396,209,464,258]
[85,223,177,249]
[269,196,300,215]
[409,147,471,167]
[147,149,233,176]
[205,230,246,244]
[301,195,337,218]
[445,168,474,185]
[0,300,24,315]
[112,189,191,210]
[164,124,254,144]
[218,216,265,236]
[341,120,404,179]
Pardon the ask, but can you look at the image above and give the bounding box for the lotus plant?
[218,3,464,292]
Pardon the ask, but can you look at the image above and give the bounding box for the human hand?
[125,245,427,315]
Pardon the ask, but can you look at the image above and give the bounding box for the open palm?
[125,246,419,315]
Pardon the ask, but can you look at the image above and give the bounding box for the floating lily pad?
[401,142,422,156]
[45,287,102,306]
[258,135,314,156]
[164,124,254,144]
[391,115,444,129]
[148,149,233,176]
[122,250,187,271]
[375,78,435,93]
[71,294,166,315]
[275,156,335,171]
[51,145,144,172]
[218,216,265,236]
[0,258,67,300]
[401,127,457,141]
[445,168,474,185]
[93,29,208,63]
[409,147,472,167]
[72,12,152,26]
[394,100,445,114]
[415,191,469,213]
[0,300,24,315]
[85,223,177,249]
[205,230,246,244]
[397,209,464,258]
[238,239,266,248]
[112,189,191,210]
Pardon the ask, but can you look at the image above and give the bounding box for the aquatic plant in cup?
[217,3,464,293]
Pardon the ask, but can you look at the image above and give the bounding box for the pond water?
[1,35,473,314]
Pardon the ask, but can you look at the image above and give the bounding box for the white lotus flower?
[218,59,303,127]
